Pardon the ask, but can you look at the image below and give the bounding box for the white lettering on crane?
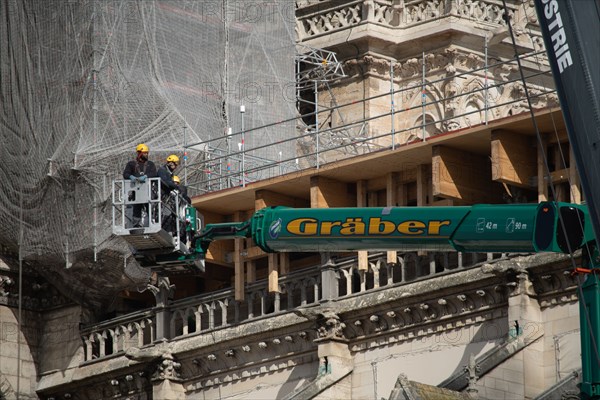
[541,0,573,73]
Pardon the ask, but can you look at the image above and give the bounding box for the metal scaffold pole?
[391,59,395,150]
[241,105,246,187]
[421,52,426,141]
[183,126,188,185]
[485,34,489,125]
[315,79,319,169]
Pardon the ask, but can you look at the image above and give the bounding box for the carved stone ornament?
[316,310,346,339]
[152,351,181,381]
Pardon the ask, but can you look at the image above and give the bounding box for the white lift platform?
[112,178,204,274]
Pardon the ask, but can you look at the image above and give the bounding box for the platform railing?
[185,50,556,194]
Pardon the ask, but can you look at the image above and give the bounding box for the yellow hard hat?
[172,175,180,184]
[136,143,149,152]
[166,154,180,164]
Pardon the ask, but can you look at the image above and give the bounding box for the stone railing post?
[363,0,375,23]
[148,277,175,341]
[320,253,339,302]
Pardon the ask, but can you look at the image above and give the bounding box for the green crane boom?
[192,201,599,398]
[195,202,592,256]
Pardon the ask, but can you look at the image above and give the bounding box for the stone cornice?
[341,48,492,81]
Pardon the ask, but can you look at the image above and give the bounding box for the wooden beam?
[246,258,256,283]
[234,211,245,301]
[569,147,581,203]
[549,168,569,184]
[268,253,279,293]
[206,241,234,267]
[234,237,244,301]
[310,176,355,208]
[432,146,496,204]
[538,135,548,202]
[195,209,225,225]
[357,180,369,271]
[416,164,429,206]
[241,245,267,261]
[255,189,307,210]
[279,253,290,275]
[386,172,398,265]
[491,130,536,188]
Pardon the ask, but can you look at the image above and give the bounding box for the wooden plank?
[234,211,245,301]
[241,245,267,261]
[368,191,378,207]
[234,237,244,301]
[570,147,581,203]
[246,258,256,283]
[310,176,355,208]
[268,253,279,293]
[538,135,548,202]
[386,172,398,206]
[490,130,536,188]
[386,172,398,265]
[549,168,569,184]
[279,253,290,275]
[255,189,308,210]
[357,180,369,271]
[416,164,429,206]
[432,146,496,204]
[205,241,234,267]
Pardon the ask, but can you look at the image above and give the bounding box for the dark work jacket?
[123,160,157,179]
[178,184,192,204]
[158,165,178,193]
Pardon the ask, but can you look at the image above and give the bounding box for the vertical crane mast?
[534,1,600,397]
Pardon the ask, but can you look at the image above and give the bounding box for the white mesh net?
[0,0,295,307]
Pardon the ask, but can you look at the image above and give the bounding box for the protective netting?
[0,0,295,306]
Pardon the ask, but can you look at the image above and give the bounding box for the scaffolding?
[185,46,558,193]
[0,0,296,306]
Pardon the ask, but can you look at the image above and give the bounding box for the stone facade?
[0,252,581,399]
[296,0,558,165]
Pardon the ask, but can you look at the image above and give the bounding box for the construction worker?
[158,154,181,235]
[123,143,158,181]
[172,175,192,245]
[158,154,180,194]
[172,175,191,204]
[123,144,158,227]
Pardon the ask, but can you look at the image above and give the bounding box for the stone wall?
[0,305,41,399]
[39,305,85,374]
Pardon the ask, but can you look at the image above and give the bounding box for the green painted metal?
[580,244,600,399]
[195,202,592,255]
[185,205,197,232]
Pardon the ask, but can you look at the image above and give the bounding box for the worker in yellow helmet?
[123,144,158,227]
[123,143,158,182]
[172,175,191,203]
[158,154,180,194]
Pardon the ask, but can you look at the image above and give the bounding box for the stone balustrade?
[80,250,518,361]
[81,311,155,361]
[296,0,518,41]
